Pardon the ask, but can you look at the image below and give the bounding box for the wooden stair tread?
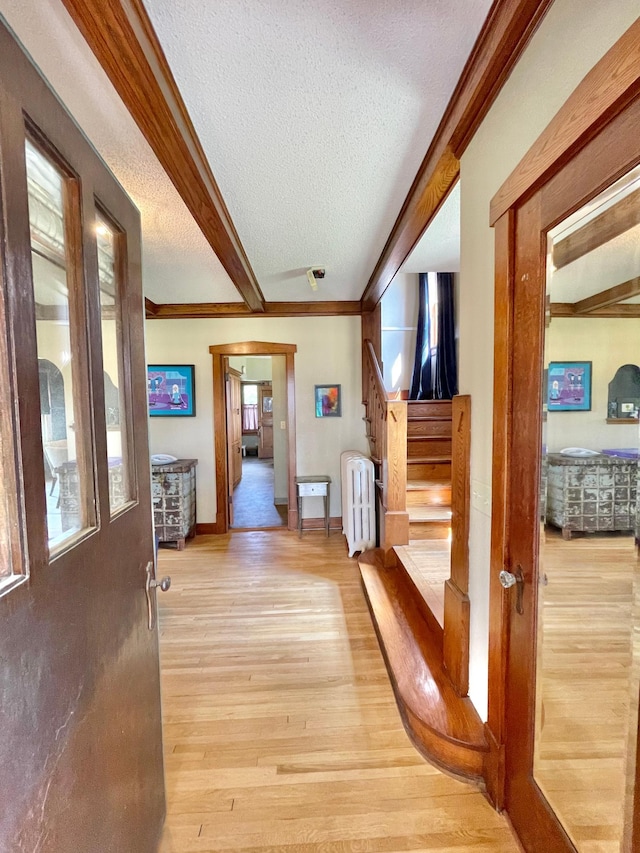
[408,456,452,465]
[358,551,487,778]
[409,506,452,522]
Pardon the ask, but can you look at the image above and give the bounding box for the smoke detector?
[306,267,325,291]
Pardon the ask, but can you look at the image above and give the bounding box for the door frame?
[486,15,640,837]
[210,341,297,533]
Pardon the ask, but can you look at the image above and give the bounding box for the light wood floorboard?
[157,531,518,852]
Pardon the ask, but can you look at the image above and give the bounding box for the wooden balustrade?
[363,340,409,555]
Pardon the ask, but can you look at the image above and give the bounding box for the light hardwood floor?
[534,530,638,853]
[157,531,518,852]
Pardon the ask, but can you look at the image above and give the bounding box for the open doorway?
[226,355,288,528]
[210,342,298,533]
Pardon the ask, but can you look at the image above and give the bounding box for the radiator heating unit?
[341,451,376,557]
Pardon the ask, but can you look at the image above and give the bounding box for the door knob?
[499,570,517,588]
[499,565,525,614]
[149,576,171,592]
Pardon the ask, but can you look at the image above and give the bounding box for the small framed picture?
[315,384,341,417]
[547,361,592,412]
[148,365,196,417]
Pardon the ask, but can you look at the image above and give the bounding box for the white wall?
[145,315,368,522]
[546,318,640,452]
[459,0,640,719]
[382,273,418,394]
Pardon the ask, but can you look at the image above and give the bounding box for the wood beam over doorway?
[62,0,265,313]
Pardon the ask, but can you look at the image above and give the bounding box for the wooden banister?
[363,339,409,556]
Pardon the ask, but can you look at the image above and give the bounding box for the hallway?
[232,456,287,529]
[157,532,518,852]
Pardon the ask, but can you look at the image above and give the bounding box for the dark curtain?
[409,273,433,400]
[409,272,457,400]
[434,272,458,399]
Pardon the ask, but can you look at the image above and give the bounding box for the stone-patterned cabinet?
[152,458,197,549]
[546,453,636,539]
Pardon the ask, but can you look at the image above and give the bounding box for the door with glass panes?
[0,21,165,852]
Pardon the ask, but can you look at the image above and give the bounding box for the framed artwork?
[148,364,196,417]
[315,384,341,417]
[547,361,592,412]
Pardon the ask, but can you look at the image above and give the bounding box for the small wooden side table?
[295,475,331,538]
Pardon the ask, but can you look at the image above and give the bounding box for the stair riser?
[409,521,451,540]
[407,420,452,438]
[408,438,452,458]
[407,462,451,480]
[407,401,452,418]
[406,487,452,507]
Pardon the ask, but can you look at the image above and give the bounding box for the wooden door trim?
[490,17,640,224]
[210,342,297,533]
[487,22,640,835]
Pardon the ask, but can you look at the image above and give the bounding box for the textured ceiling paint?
[402,182,460,274]
[0,0,240,304]
[143,0,491,302]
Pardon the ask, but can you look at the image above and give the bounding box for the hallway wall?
[145,315,368,523]
[458,0,640,718]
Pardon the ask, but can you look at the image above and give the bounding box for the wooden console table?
[295,475,331,538]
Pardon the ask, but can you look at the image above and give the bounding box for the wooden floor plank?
[157,532,518,853]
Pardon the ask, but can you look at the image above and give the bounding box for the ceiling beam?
[361,0,554,311]
[61,0,265,313]
[573,276,640,314]
[551,301,640,318]
[147,300,362,320]
[553,187,640,270]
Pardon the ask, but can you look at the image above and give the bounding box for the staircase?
[406,400,452,539]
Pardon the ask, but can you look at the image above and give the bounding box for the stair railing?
[363,340,409,555]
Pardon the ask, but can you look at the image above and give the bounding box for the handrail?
[362,338,409,554]
[364,339,388,402]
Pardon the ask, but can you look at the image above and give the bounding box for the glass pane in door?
[96,213,132,514]
[534,164,640,851]
[26,139,95,551]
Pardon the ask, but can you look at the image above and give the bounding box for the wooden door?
[258,383,273,459]
[225,363,242,497]
[0,23,165,852]
[496,90,640,852]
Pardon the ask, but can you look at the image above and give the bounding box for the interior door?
[0,23,165,852]
[499,96,640,852]
[258,383,273,458]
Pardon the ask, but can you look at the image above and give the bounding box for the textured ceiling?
[0,0,240,304]
[142,0,491,302]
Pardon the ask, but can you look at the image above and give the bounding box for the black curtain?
[409,272,457,401]
[409,273,432,400]
[434,272,458,399]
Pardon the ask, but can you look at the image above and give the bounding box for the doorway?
[226,355,287,529]
[488,46,640,853]
[210,342,298,533]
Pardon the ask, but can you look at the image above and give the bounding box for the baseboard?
[196,522,224,535]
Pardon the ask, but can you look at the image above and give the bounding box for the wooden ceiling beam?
[146,300,361,320]
[61,0,265,313]
[573,276,640,314]
[551,301,640,318]
[553,187,640,270]
[361,0,554,311]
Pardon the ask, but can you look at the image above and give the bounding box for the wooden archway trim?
[209,342,297,533]
[486,19,640,811]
